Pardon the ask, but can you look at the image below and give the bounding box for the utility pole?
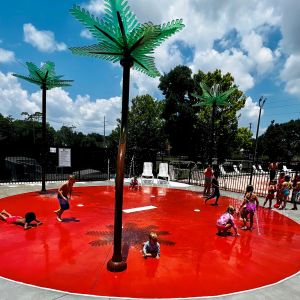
[249,123,252,132]
[249,96,267,185]
[104,116,106,146]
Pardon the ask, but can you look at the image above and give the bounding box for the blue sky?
[0,0,299,136]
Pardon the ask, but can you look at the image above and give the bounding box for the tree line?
[1,65,299,165]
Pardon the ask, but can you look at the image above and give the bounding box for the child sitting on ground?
[216,206,239,237]
[0,210,42,230]
[263,180,276,209]
[130,175,140,190]
[142,232,160,259]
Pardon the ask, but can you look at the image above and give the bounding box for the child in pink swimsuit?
[216,206,239,237]
[238,192,259,230]
[0,210,42,230]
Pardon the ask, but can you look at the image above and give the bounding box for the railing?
[170,162,297,197]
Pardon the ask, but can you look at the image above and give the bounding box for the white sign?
[50,147,56,153]
[58,148,71,167]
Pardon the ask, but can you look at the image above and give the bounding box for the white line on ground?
[123,205,157,213]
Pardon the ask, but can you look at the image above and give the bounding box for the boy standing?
[55,175,76,222]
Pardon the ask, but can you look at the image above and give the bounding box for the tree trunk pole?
[107,58,132,272]
[41,85,47,193]
[210,102,216,165]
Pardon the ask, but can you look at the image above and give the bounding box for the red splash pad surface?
[0,186,300,298]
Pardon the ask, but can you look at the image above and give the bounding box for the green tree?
[159,65,197,157]
[110,95,165,172]
[259,119,300,162]
[193,69,246,162]
[233,127,253,158]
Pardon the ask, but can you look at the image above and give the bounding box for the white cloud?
[238,97,262,130]
[83,0,105,15]
[280,54,300,96]
[80,29,93,39]
[0,48,15,63]
[191,49,255,91]
[241,31,275,75]
[23,23,67,53]
[0,70,120,134]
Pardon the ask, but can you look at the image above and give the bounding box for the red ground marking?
[0,186,300,298]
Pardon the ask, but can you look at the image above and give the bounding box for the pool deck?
[0,180,299,300]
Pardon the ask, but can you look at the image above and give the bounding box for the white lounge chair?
[252,165,260,174]
[258,165,268,174]
[141,162,154,185]
[219,165,235,176]
[157,162,170,184]
[233,165,240,174]
[283,165,292,172]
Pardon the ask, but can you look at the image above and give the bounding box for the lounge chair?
[141,162,154,185]
[258,165,268,174]
[252,165,260,174]
[233,165,240,174]
[283,165,292,172]
[157,163,170,184]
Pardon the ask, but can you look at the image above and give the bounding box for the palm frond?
[152,19,185,48]
[12,73,41,86]
[70,5,123,49]
[103,0,139,35]
[70,44,122,63]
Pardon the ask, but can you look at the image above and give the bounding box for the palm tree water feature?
[193,83,236,165]
[70,0,184,272]
[13,62,73,193]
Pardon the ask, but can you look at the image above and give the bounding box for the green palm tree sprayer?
[193,83,236,164]
[13,62,73,192]
[70,0,184,271]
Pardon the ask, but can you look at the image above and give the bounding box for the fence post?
[188,163,192,185]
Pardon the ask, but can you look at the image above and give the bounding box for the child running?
[54,175,76,222]
[204,174,220,206]
[0,210,42,230]
[216,206,239,237]
[142,232,160,259]
[263,180,276,209]
[238,190,259,230]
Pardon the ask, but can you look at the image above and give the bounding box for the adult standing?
[268,161,278,181]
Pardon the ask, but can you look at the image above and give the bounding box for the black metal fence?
[0,147,111,183]
[169,161,298,197]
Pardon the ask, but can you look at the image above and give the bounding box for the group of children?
[216,185,259,237]
[263,173,300,210]
[0,175,76,229]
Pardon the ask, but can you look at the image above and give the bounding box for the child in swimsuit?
[216,205,239,237]
[55,175,76,222]
[279,176,292,210]
[238,191,259,230]
[291,181,300,210]
[0,210,42,230]
[263,180,276,209]
[142,232,160,259]
[129,176,140,190]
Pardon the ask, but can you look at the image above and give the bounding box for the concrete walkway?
[0,181,299,300]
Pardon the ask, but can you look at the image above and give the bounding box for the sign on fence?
[59,148,71,167]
